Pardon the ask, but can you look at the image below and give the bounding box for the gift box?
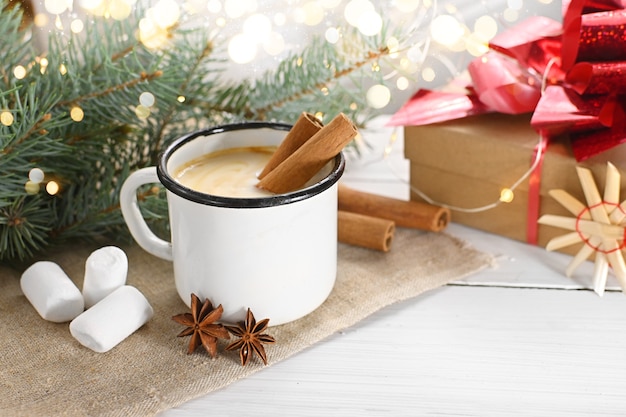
[404,112,626,253]
[394,0,626,256]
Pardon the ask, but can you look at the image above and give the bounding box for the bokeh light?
[366,84,391,109]
[44,0,70,15]
[344,0,374,27]
[243,14,272,41]
[207,0,221,13]
[263,32,285,55]
[396,76,409,90]
[325,27,340,44]
[32,0,561,115]
[395,0,420,13]
[430,14,464,47]
[301,2,325,26]
[70,19,84,33]
[228,33,257,64]
[357,10,382,36]
[474,15,498,41]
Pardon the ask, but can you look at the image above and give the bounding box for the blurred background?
[24,0,562,112]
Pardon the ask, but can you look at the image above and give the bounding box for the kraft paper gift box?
[403,112,626,254]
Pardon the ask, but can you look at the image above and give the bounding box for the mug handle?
[120,167,173,261]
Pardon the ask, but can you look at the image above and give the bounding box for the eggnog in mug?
[173,146,276,198]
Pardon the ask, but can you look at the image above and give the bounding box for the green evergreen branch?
[254,47,389,120]
[57,70,163,108]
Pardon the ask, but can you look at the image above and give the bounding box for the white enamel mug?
[120,122,345,325]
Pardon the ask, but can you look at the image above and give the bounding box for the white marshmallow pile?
[20,246,153,353]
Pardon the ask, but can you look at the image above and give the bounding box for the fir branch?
[57,70,163,108]
[243,25,395,124]
[150,39,215,160]
[254,47,390,119]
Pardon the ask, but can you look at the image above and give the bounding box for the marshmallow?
[20,261,85,323]
[69,285,153,353]
[82,246,128,308]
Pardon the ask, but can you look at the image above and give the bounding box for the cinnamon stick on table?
[338,184,450,232]
[257,113,357,194]
[258,112,323,179]
[338,210,395,252]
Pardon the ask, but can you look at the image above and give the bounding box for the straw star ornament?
[538,162,626,296]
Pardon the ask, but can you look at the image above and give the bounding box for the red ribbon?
[390,0,626,162]
[526,133,548,245]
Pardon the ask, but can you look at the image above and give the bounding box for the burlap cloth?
[0,228,492,416]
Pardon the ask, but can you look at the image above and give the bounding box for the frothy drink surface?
[174,146,276,198]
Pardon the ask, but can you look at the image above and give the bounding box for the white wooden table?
[159,117,626,416]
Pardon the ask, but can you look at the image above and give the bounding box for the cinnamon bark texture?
[338,185,450,232]
[257,112,323,179]
[257,113,357,194]
[338,210,395,252]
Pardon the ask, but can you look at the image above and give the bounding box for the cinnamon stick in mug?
[338,184,450,232]
[338,210,395,252]
[257,113,357,194]
[257,112,323,179]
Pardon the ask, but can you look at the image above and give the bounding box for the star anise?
[172,293,230,357]
[225,308,276,366]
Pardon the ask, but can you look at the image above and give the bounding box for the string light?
[135,105,151,119]
[499,188,515,203]
[13,65,26,79]
[39,57,49,74]
[70,106,85,122]
[383,127,547,214]
[46,181,60,196]
[139,92,156,107]
[25,181,40,195]
[29,168,45,183]
[25,168,46,195]
[1,111,14,126]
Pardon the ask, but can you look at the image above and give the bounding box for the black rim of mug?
[156,121,346,208]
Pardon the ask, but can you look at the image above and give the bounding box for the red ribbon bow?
[390,0,626,162]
